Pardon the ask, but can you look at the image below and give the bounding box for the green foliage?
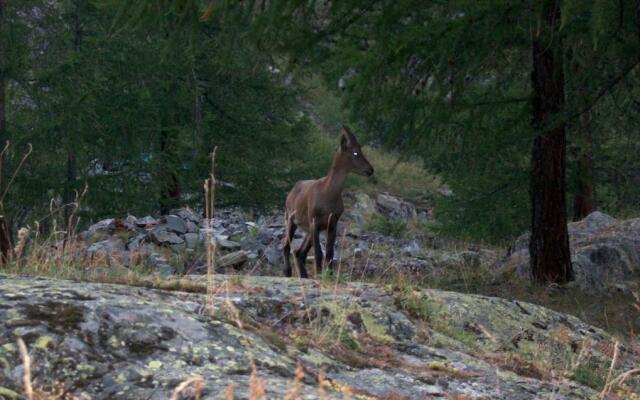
[365,214,406,239]
[1,0,329,232]
[222,0,640,242]
[2,0,639,245]
[570,362,608,390]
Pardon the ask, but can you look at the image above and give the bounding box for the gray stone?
[264,245,282,265]
[135,216,157,227]
[255,228,274,245]
[240,238,265,254]
[81,218,114,241]
[150,229,184,247]
[217,250,248,268]
[184,233,200,249]
[376,192,417,220]
[217,239,241,250]
[154,264,176,276]
[186,221,199,234]
[126,234,147,252]
[85,238,127,266]
[170,207,201,223]
[169,242,186,252]
[161,215,188,234]
[402,239,424,258]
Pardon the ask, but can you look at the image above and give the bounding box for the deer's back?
[286,178,343,231]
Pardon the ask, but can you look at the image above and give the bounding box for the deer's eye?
[352,151,359,157]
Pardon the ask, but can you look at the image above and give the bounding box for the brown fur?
[282,126,374,278]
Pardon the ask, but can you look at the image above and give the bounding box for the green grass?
[364,214,407,238]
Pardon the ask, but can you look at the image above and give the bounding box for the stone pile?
[78,192,493,277]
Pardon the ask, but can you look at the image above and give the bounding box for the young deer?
[283,126,374,278]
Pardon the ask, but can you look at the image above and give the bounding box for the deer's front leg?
[324,215,338,271]
[312,219,323,275]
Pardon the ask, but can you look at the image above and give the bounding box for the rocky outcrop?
[503,212,640,292]
[2,274,636,399]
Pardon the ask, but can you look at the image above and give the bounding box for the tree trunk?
[159,129,181,214]
[0,0,12,265]
[64,3,81,228]
[0,0,6,147]
[529,0,573,284]
[64,151,77,224]
[573,110,595,220]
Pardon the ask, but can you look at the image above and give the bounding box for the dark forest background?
[1,0,638,252]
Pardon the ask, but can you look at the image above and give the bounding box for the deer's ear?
[340,126,355,149]
[340,133,349,150]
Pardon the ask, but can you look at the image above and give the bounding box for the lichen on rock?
[1,274,636,399]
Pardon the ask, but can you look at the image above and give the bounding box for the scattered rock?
[264,245,282,266]
[376,192,417,220]
[155,264,176,276]
[184,233,200,250]
[81,218,115,242]
[217,239,241,250]
[150,229,184,247]
[86,238,127,265]
[170,207,201,223]
[217,250,248,269]
[402,239,423,258]
[135,216,157,227]
[186,221,199,234]
[161,215,188,235]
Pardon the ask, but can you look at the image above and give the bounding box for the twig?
[601,368,640,398]
[602,340,620,398]
[0,143,33,206]
[170,375,203,400]
[205,146,218,316]
[17,338,33,400]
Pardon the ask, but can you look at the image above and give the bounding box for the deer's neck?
[324,154,348,198]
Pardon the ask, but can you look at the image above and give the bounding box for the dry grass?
[170,375,203,400]
[204,146,218,317]
[17,338,33,400]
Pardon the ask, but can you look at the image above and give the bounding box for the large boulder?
[504,212,640,292]
[2,274,635,399]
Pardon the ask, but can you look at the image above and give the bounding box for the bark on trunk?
[0,0,5,140]
[64,151,77,225]
[0,216,11,264]
[159,129,181,214]
[529,0,573,284]
[64,3,81,228]
[573,110,596,220]
[0,0,12,264]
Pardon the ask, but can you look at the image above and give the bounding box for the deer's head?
[339,126,374,177]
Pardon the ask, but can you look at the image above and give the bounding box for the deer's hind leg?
[324,214,338,272]
[282,212,297,277]
[294,233,312,278]
[312,220,324,275]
